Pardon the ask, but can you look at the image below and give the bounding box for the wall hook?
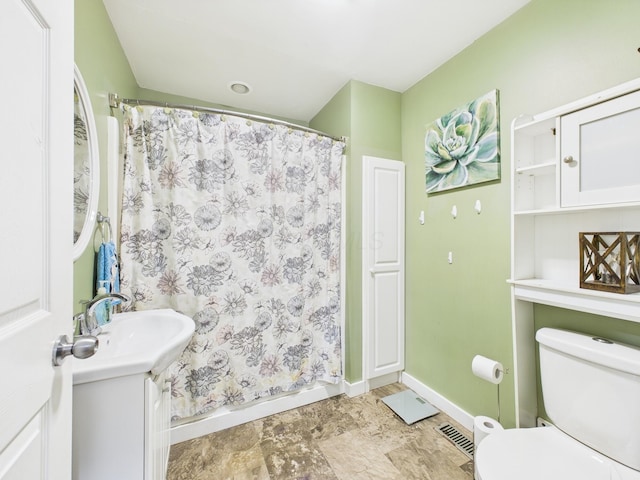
[474,200,482,214]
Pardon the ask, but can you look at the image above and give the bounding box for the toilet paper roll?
[473,415,504,453]
[472,355,504,385]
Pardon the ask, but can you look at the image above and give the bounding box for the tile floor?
[167,383,474,480]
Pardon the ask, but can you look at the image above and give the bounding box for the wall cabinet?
[510,78,640,427]
[560,89,640,208]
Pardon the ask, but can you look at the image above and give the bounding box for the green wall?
[311,81,402,382]
[402,0,640,427]
[73,0,138,311]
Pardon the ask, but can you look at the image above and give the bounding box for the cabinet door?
[560,89,640,207]
[145,373,171,480]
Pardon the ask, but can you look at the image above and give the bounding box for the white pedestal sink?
[72,309,194,480]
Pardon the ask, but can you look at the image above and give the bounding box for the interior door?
[362,156,405,381]
[0,0,73,478]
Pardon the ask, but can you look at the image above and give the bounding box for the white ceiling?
[102,0,530,122]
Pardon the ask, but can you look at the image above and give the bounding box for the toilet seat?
[475,426,640,480]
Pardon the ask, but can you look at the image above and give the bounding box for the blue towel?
[97,241,120,294]
[95,241,120,326]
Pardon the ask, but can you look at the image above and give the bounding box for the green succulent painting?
[425,90,500,193]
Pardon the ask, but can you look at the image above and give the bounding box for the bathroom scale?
[381,389,439,425]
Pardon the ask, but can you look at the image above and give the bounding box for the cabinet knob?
[563,155,575,164]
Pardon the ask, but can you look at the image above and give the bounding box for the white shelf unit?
[509,78,640,428]
[512,115,558,213]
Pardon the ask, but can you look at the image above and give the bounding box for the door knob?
[52,335,99,366]
[563,155,575,164]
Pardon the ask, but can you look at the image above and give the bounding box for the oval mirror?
[73,65,100,261]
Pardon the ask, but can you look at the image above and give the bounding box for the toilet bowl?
[475,425,640,480]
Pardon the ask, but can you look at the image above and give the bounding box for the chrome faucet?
[74,293,130,336]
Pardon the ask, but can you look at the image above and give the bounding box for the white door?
[362,156,405,381]
[0,0,73,478]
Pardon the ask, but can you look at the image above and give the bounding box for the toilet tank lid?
[536,328,640,376]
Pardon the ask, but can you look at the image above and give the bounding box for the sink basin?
[72,309,195,384]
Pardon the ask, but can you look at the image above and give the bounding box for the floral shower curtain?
[119,105,344,420]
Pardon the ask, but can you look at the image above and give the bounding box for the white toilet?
[475,327,640,480]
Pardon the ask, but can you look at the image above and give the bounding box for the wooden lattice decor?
[580,232,640,294]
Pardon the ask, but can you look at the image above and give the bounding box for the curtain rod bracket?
[108,93,120,109]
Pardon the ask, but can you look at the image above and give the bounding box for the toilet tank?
[536,327,640,472]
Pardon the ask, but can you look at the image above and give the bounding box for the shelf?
[513,200,640,217]
[513,208,558,216]
[509,278,640,323]
[515,161,556,177]
[510,79,640,428]
[514,116,556,135]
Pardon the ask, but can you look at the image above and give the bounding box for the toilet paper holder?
[472,354,507,423]
[472,355,504,384]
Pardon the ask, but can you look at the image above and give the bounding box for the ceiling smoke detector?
[229,81,251,94]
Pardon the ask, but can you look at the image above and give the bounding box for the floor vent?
[436,422,474,459]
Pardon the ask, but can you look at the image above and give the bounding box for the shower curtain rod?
[109,93,346,143]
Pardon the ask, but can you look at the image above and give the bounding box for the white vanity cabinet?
[73,371,171,480]
[510,78,640,427]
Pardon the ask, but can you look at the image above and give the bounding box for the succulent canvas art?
[425,89,500,193]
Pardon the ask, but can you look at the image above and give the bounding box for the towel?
[95,241,121,326]
[97,241,120,294]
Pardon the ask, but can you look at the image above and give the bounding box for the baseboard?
[367,372,401,390]
[170,381,344,445]
[401,372,474,432]
[170,373,474,444]
[344,372,402,397]
[343,379,367,397]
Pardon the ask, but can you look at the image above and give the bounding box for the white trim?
[339,373,401,398]
[170,382,344,444]
[368,371,401,391]
[340,154,347,383]
[361,156,370,382]
[401,372,474,431]
[343,379,368,397]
